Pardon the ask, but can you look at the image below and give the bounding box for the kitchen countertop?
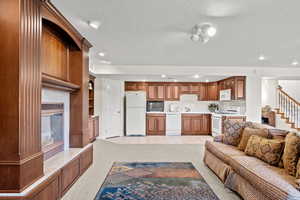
[146,111,246,116]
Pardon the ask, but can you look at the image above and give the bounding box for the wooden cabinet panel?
[165,85,180,101]
[88,116,100,142]
[147,85,165,101]
[32,177,60,200]
[42,25,69,81]
[180,84,200,95]
[199,83,207,101]
[146,114,166,135]
[80,146,93,174]
[125,82,147,91]
[61,158,80,194]
[235,77,246,100]
[181,114,211,135]
[207,82,218,101]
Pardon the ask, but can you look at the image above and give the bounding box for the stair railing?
[277,86,300,129]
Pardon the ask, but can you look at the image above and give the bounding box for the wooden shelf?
[42,73,80,92]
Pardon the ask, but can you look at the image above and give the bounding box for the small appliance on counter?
[147,101,164,112]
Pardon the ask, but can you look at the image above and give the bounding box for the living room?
[1,0,300,200]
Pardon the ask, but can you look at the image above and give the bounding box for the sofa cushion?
[269,129,289,140]
[238,127,269,151]
[223,120,253,146]
[245,135,285,166]
[297,158,300,179]
[229,155,300,200]
[282,132,300,176]
[205,141,245,164]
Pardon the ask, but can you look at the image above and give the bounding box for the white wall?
[278,80,300,101]
[246,76,262,122]
[42,88,70,150]
[94,78,124,138]
[261,79,278,109]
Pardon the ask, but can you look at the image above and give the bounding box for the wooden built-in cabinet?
[146,113,166,135]
[165,85,180,101]
[125,77,245,102]
[147,84,165,101]
[182,114,211,135]
[88,116,100,142]
[89,75,95,116]
[218,76,246,100]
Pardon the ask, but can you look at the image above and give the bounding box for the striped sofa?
[204,122,300,200]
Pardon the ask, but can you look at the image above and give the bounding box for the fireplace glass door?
[41,103,64,160]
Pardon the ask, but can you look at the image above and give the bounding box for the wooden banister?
[277,87,300,106]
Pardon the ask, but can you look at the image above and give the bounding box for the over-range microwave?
[219,89,231,101]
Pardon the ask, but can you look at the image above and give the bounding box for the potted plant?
[208,103,219,113]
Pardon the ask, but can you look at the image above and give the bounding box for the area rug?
[95,162,220,200]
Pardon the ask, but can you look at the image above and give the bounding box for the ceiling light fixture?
[292,60,299,66]
[98,52,105,57]
[258,55,266,61]
[161,74,166,78]
[191,23,217,43]
[194,74,200,79]
[88,21,101,29]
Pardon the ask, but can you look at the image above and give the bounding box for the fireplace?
[41,103,64,160]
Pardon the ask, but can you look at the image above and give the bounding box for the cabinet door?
[235,77,246,100]
[147,85,157,100]
[146,114,165,135]
[165,85,180,101]
[88,118,94,142]
[207,83,218,101]
[201,114,211,134]
[180,85,190,94]
[157,86,165,100]
[181,117,192,135]
[156,116,166,134]
[191,117,202,134]
[199,83,207,101]
[190,85,200,93]
[147,116,156,133]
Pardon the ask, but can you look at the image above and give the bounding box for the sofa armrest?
[213,135,224,143]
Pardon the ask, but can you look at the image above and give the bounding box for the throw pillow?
[223,120,252,146]
[296,158,300,179]
[282,132,300,176]
[269,129,289,140]
[245,135,285,166]
[238,127,269,151]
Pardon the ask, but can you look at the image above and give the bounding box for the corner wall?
[246,76,262,122]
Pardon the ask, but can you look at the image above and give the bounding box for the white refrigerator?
[126,91,146,136]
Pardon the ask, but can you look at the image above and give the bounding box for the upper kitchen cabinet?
[165,85,180,101]
[218,76,246,100]
[125,82,147,91]
[147,84,165,101]
[207,82,219,101]
[180,83,200,94]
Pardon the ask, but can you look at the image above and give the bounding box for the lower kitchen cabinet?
[181,114,211,135]
[146,113,166,135]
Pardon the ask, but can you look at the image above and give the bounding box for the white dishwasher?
[166,112,181,136]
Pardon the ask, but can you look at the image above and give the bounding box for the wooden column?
[0,0,44,192]
[69,39,92,147]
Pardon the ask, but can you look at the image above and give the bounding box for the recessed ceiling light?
[292,60,299,66]
[207,26,217,37]
[161,74,166,78]
[194,74,200,79]
[88,21,101,29]
[258,55,266,61]
[98,52,105,57]
[100,60,111,65]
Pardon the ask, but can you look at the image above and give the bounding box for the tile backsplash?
[164,94,246,114]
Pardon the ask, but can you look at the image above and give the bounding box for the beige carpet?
[62,138,240,200]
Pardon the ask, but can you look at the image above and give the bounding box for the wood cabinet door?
[146,114,166,135]
[235,77,246,100]
[199,83,208,101]
[157,86,165,100]
[180,85,190,94]
[147,85,157,100]
[182,114,211,135]
[181,117,192,135]
[201,114,211,134]
[207,83,218,101]
[165,85,180,101]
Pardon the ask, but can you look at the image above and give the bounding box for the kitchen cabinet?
[218,77,246,100]
[146,113,166,135]
[180,83,200,94]
[165,85,180,101]
[125,82,147,91]
[181,114,211,135]
[147,84,165,101]
[207,82,219,101]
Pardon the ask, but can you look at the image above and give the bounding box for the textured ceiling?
[52,0,300,69]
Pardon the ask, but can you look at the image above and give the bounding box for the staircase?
[275,86,300,131]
